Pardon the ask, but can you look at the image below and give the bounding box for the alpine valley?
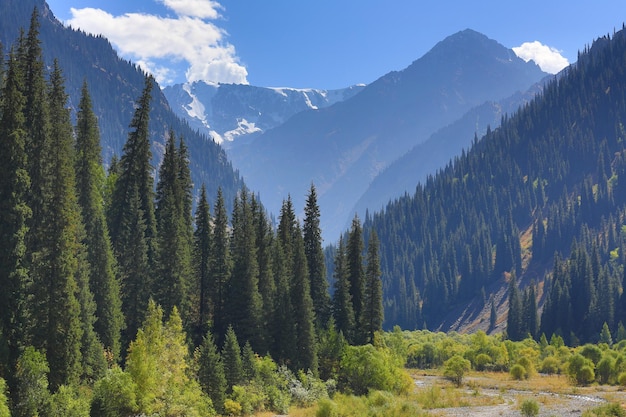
[6,0,626,414]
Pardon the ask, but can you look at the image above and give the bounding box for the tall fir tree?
[32,61,86,390]
[227,188,264,351]
[155,130,193,326]
[332,237,355,342]
[251,195,275,343]
[22,9,51,264]
[107,76,156,345]
[221,325,243,393]
[506,273,524,341]
[196,330,226,414]
[361,230,383,343]
[193,184,212,341]
[291,224,318,373]
[0,47,32,383]
[74,79,124,361]
[303,184,331,329]
[346,215,365,343]
[210,188,231,341]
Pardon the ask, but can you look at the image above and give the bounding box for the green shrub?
[91,367,139,417]
[47,385,90,417]
[510,363,527,380]
[582,402,626,416]
[567,353,596,385]
[443,354,471,387]
[520,398,540,417]
[474,353,492,371]
[618,371,626,386]
[339,344,412,395]
[223,398,242,416]
[316,398,338,417]
[539,356,560,374]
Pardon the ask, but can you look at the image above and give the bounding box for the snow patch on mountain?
[163,81,366,145]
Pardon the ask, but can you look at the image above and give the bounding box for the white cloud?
[67,1,247,85]
[512,41,569,74]
[158,0,222,19]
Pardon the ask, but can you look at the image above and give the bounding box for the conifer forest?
[6,6,626,417]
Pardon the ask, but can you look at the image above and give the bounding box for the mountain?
[0,0,244,207]
[228,29,547,240]
[162,81,365,146]
[350,78,549,223]
[364,25,626,342]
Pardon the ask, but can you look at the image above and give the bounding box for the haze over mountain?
[218,29,546,240]
[365,25,626,338]
[163,82,365,146]
[350,78,549,225]
[0,0,244,210]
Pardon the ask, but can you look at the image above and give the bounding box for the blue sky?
[46,0,626,89]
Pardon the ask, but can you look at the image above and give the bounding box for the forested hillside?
[0,1,244,211]
[0,13,387,416]
[367,25,626,344]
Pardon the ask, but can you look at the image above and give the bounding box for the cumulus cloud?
[512,41,569,74]
[67,1,247,85]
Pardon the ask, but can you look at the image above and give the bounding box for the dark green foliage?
[31,60,85,390]
[227,187,264,352]
[291,224,318,373]
[361,230,384,343]
[209,188,231,340]
[0,46,31,382]
[304,184,331,329]
[197,331,226,414]
[155,130,193,326]
[107,77,156,345]
[332,237,355,342]
[506,274,524,341]
[75,80,124,362]
[193,185,212,341]
[222,326,243,392]
[346,215,366,343]
[242,341,259,382]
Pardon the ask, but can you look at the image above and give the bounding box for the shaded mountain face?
[227,29,547,240]
[163,81,365,146]
[366,28,626,338]
[0,0,244,208]
[350,77,550,225]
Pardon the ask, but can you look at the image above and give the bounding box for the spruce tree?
[361,230,383,343]
[155,130,192,325]
[0,47,31,382]
[210,188,231,340]
[196,330,226,414]
[227,188,264,352]
[291,225,318,373]
[33,61,85,390]
[221,325,243,392]
[252,195,275,340]
[22,9,51,260]
[346,215,365,343]
[303,184,331,329]
[193,184,212,340]
[107,77,156,345]
[506,273,523,341]
[74,79,124,361]
[332,237,355,342]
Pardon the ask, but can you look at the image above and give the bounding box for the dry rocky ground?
[415,373,626,417]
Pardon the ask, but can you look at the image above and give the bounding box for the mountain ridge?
[229,29,547,240]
